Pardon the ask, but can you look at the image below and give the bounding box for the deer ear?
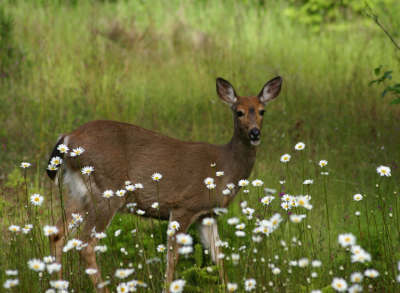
[216,78,238,105]
[258,76,283,105]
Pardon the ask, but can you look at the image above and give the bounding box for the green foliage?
[4,167,25,188]
[194,243,203,268]
[370,66,400,105]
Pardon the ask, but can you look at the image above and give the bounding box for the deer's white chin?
[250,140,260,146]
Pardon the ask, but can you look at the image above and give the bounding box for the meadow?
[1,0,400,292]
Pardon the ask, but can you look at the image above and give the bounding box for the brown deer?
[47,76,282,292]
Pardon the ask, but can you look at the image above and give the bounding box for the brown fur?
[48,76,282,292]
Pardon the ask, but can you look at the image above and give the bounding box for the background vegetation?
[0,0,399,292]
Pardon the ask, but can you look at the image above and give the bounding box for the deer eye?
[260,110,266,116]
[237,111,244,117]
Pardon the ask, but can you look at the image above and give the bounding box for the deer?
[46,76,282,292]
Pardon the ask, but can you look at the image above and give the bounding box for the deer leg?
[196,218,228,285]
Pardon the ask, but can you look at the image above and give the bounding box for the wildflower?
[102,190,114,198]
[364,269,379,278]
[135,183,144,189]
[353,194,363,201]
[85,268,97,275]
[5,270,18,276]
[351,251,371,263]
[311,272,318,278]
[47,164,58,171]
[261,196,274,205]
[94,245,107,253]
[151,173,162,181]
[81,166,94,175]
[295,142,305,150]
[321,172,329,175]
[178,246,193,255]
[30,194,44,206]
[264,187,276,194]
[282,194,293,202]
[298,258,309,268]
[252,179,263,187]
[157,244,166,252]
[270,213,283,229]
[290,214,304,224]
[125,180,131,185]
[204,177,214,185]
[20,162,31,168]
[151,202,159,209]
[227,183,235,189]
[46,263,62,274]
[351,272,363,283]
[319,160,328,167]
[281,202,290,210]
[355,211,361,216]
[95,232,107,239]
[125,185,135,191]
[43,225,59,236]
[216,171,224,177]
[331,278,348,292]
[67,238,83,249]
[9,225,20,233]
[70,147,85,157]
[211,163,216,167]
[115,230,121,237]
[311,260,322,268]
[235,230,245,237]
[377,165,391,177]
[137,209,145,215]
[214,207,228,215]
[238,179,249,187]
[227,282,238,292]
[227,217,240,225]
[170,279,186,293]
[57,144,69,153]
[348,284,362,293]
[115,268,135,279]
[169,221,180,231]
[176,233,193,245]
[338,233,356,247]
[303,179,313,185]
[202,217,215,226]
[223,189,231,195]
[242,207,255,216]
[116,189,126,197]
[117,282,129,293]
[296,196,309,207]
[272,267,281,275]
[280,154,291,163]
[207,183,216,189]
[167,229,175,236]
[51,156,63,165]
[28,259,45,272]
[279,180,285,184]
[50,280,69,289]
[243,189,249,193]
[244,279,256,291]
[3,279,19,289]
[289,260,298,266]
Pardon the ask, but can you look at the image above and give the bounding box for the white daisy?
[95,232,107,239]
[169,221,180,231]
[252,179,263,187]
[81,166,94,175]
[319,160,328,167]
[136,209,145,215]
[115,268,135,279]
[102,190,114,198]
[125,185,135,191]
[338,233,356,247]
[46,263,62,274]
[47,164,58,171]
[70,146,85,157]
[290,214,304,224]
[8,225,20,233]
[94,245,107,253]
[227,282,238,292]
[151,173,162,181]
[280,154,291,163]
[238,179,249,187]
[178,246,193,255]
[350,272,363,283]
[298,258,309,268]
[50,156,63,166]
[157,244,166,252]
[116,189,126,197]
[43,225,59,236]
[20,162,31,168]
[348,284,362,293]
[85,268,97,275]
[216,171,224,177]
[364,269,379,278]
[151,202,159,209]
[176,233,193,246]
[49,280,69,289]
[303,179,313,185]
[331,278,347,292]
[244,278,256,291]
[235,230,245,237]
[169,279,186,293]
[353,194,363,201]
[135,183,144,189]
[57,144,69,153]
[351,251,371,263]
[227,183,235,189]
[3,279,19,288]
[222,189,231,195]
[28,259,45,272]
[5,270,18,276]
[202,217,215,226]
[43,256,55,263]
[115,229,121,237]
[30,194,44,206]
[204,177,214,185]
[377,165,391,177]
[227,217,240,225]
[295,142,305,150]
[311,260,322,267]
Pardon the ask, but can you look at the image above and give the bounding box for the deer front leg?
[196,218,228,286]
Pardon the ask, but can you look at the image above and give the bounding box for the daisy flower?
[296,196,309,207]
[169,221,180,231]
[244,279,256,291]
[94,245,108,253]
[280,202,291,210]
[70,147,85,157]
[377,165,391,177]
[151,173,162,181]
[364,269,379,278]
[178,246,193,255]
[303,179,313,185]
[202,217,215,226]
[216,171,224,177]
[236,223,246,230]
[125,185,135,191]
[338,233,356,247]
[176,233,193,245]
[47,164,58,171]
[238,179,249,187]
[252,179,263,187]
[67,238,83,249]
[50,280,69,290]
[30,194,44,206]
[204,177,214,185]
[264,187,276,194]
[222,189,231,195]
[136,209,145,215]
[20,162,31,168]
[170,279,186,293]
[115,268,135,279]
[298,258,309,268]
[115,229,121,237]
[43,225,59,236]
[331,278,347,292]
[9,225,20,233]
[348,284,362,293]
[272,267,281,275]
[43,256,55,263]
[135,183,144,189]
[319,160,328,167]
[151,202,159,209]
[116,189,126,197]
[295,142,305,150]
[207,183,216,189]
[290,214,304,224]
[85,268,97,275]
[351,251,371,263]
[3,279,19,289]
[270,213,283,229]
[227,183,235,190]
[5,270,18,276]
[57,144,69,153]
[117,283,129,293]
[351,272,363,283]
[227,217,240,225]
[353,194,363,201]
[355,211,361,216]
[280,154,291,163]
[157,244,166,252]
[311,260,322,268]
[28,259,45,272]
[261,196,274,205]
[72,213,83,223]
[102,190,114,198]
[50,156,63,165]
[95,232,107,239]
[46,263,62,274]
[235,231,245,237]
[214,207,228,215]
[81,166,94,175]
[227,282,238,292]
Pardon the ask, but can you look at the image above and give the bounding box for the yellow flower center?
[35,198,39,202]
[355,277,360,282]
[34,264,39,269]
[284,157,288,160]
[382,170,386,173]
[337,284,342,288]
[121,288,125,292]
[345,237,350,242]
[174,285,179,289]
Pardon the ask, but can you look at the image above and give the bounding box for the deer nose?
[250,128,261,140]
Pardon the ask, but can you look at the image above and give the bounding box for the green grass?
[0,0,399,292]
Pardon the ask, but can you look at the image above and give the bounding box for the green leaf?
[381,90,387,98]
[369,80,377,86]
[374,65,382,76]
[383,71,393,77]
[389,99,400,105]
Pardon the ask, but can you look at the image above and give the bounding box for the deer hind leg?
[165,212,192,292]
[196,218,228,285]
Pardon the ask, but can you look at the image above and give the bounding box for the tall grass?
[0,0,399,292]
